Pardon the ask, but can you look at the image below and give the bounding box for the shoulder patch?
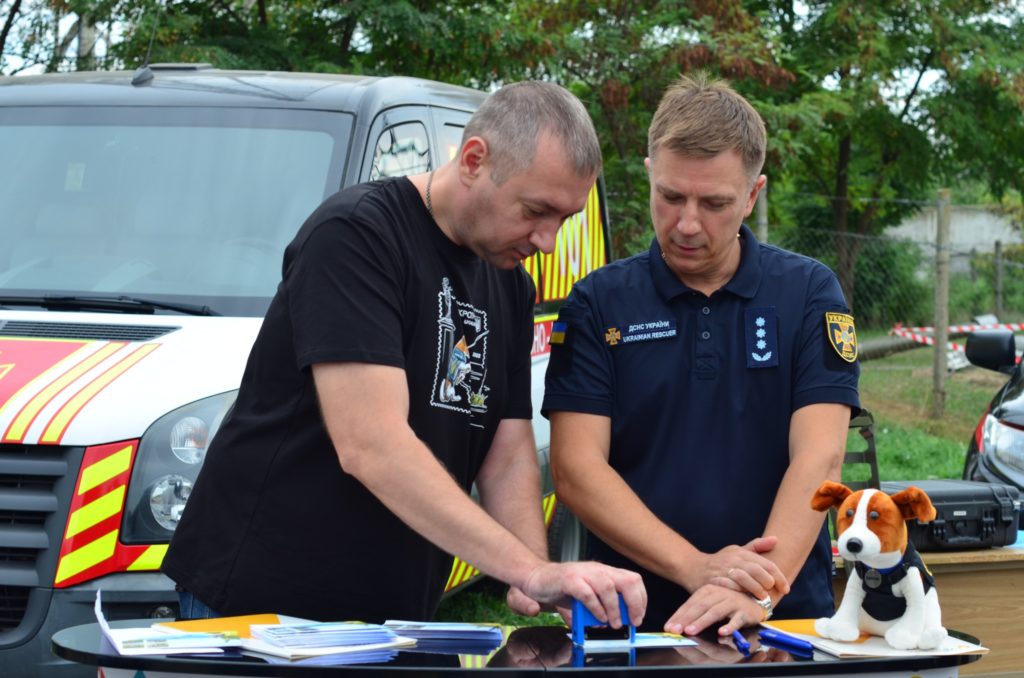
[825,312,858,363]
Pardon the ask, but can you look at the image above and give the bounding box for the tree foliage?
[3,0,1022,295]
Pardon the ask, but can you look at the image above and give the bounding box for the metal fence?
[768,220,1024,337]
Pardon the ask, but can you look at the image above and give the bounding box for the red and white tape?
[900,323,1024,333]
[890,327,965,353]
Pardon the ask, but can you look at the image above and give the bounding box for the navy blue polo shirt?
[542,225,859,628]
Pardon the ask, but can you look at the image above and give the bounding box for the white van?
[0,65,608,674]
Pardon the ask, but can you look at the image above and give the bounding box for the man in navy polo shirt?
[543,73,859,638]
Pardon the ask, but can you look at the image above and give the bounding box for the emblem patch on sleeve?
[825,312,858,363]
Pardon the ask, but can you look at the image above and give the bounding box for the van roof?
[0,66,487,114]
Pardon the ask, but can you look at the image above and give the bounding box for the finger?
[717,607,748,636]
[727,567,770,599]
[593,575,624,628]
[614,570,647,627]
[710,576,741,592]
[507,587,541,617]
[665,592,716,636]
[683,603,728,636]
[745,535,778,554]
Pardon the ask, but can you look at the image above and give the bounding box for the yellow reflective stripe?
[542,494,556,525]
[445,560,462,591]
[55,529,117,584]
[78,445,133,494]
[4,342,122,441]
[42,344,159,443]
[65,486,125,538]
[128,544,168,571]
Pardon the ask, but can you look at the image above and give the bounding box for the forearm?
[761,403,849,594]
[345,423,547,588]
[551,412,704,591]
[315,363,546,590]
[476,419,547,559]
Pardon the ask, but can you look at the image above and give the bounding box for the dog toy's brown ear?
[811,480,852,512]
[890,486,938,523]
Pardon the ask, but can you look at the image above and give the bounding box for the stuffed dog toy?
[811,480,947,650]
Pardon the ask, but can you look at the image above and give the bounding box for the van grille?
[0,320,177,341]
[0,444,79,634]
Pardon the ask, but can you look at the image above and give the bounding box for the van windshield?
[0,106,351,316]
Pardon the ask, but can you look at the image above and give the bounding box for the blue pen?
[757,628,814,656]
[730,630,750,654]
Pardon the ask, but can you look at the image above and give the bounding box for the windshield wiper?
[0,295,220,316]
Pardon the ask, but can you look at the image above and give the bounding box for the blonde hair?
[648,72,766,181]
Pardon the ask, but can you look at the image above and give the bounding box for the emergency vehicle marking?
[523,185,605,305]
[127,544,169,571]
[2,341,126,442]
[40,343,160,444]
[65,486,126,538]
[55,441,139,587]
[56,529,119,585]
[0,338,97,436]
[78,444,133,494]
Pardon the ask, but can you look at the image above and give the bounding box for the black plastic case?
[880,479,1020,551]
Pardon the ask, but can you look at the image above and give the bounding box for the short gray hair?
[462,81,601,184]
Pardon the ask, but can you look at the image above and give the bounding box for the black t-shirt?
[163,178,534,622]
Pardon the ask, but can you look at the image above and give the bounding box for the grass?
[435,580,564,627]
[439,343,1012,623]
[854,344,1005,481]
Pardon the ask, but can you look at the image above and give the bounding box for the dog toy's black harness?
[854,541,936,622]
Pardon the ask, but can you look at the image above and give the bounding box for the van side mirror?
[965,330,1018,375]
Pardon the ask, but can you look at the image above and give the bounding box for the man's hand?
[506,586,541,617]
[690,536,789,600]
[520,561,646,628]
[664,584,765,636]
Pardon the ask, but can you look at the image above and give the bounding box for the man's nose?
[675,204,702,235]
[530,222,559,255]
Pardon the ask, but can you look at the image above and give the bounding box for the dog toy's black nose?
[846,538,863,553]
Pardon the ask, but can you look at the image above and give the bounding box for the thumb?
[746,535,778,553]
[507,586,542,617]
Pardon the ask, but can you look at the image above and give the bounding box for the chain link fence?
[768,215,1024,338]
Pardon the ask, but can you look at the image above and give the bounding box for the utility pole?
[995,240,1004,319]
[931,189,951,419]
[756,184,768,243]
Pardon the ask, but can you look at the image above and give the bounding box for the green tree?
[760,0,1024,309]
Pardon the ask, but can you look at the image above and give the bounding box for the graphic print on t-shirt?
[432,278,489,417]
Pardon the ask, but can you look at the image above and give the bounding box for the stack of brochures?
[383,620,504,654]
[95,591,239,656]
[242,622,415,663]
[251,622,398,648]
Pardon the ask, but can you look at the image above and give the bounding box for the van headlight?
[122,391,237,543]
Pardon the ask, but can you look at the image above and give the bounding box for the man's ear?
[458,136,488,185]
[744,174,767,217]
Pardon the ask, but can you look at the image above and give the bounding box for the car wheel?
[547,501,587,563]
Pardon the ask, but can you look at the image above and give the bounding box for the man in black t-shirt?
[163,81,646,629]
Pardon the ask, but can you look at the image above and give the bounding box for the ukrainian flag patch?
[550,321,568,345]
[826,312,858,363]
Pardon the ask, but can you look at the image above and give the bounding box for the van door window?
[369,122,430,179]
